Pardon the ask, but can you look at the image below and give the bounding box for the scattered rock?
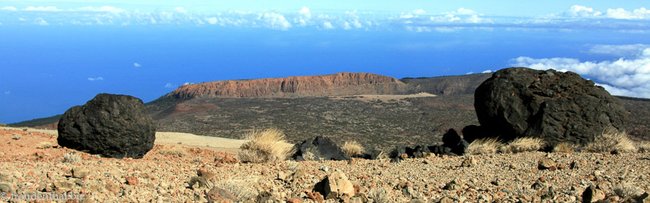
[206,187,236,202]
[314,171,355,199]
[614,184,647,199]
[11,134,21,140]
[531,180,545,190]
[306,191,325,203]
[0,172,9,182]
[538,158,557,170]
[442,129,469,155]
[287,197,302,203]
[443,180,460,190]
[188,176,211,189]
[57,93,156,158]
[72,167,90,179]
[405,145,428,158]
[390,147,409,162]
[461,156,476,167]
[197,168,216,180]
[293,136,349,161]
[474,67,628,146]
[54,181,74,192]
[582,185,606,203]
[427,145,452,155]
[125,176,138,185]
[439,196,454,203]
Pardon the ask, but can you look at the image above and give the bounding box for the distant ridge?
[166,72,409,99]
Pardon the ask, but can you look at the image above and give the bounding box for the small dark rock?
[538,158,557,171]
[443,180,459,190]
[582,185,606,203]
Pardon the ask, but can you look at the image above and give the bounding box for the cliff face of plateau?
[166,72,409,99]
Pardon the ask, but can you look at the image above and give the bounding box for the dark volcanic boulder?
[293,136,349,161]
[57,93,156,158]
[474,67,628,146]
[442,129,469,155]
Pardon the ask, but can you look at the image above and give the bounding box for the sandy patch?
[331,92,436,102]
[0,127,246,152]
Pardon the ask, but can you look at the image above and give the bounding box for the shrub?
[342,141,365,157]
[466,138,502,155]
[238,129,294,163]
[503,137,545,153]
[552,142,576,153]
[584,128,637,153]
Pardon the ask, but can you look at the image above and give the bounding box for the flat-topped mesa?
[167,72,409,99]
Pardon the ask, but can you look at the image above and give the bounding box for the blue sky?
[1,1,650,123]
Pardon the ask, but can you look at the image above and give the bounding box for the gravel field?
[1,127,649,202]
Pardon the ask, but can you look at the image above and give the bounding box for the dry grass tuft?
[62,152,81,163]
[36,141,54,149]
[342,141,365,157]
[552,142,576,153]
[158,146,187,157]
[584,128,637,153]
[466,138,502,155]
[238,129,294,163]
[503,137,545,153]
[213,179,259,201]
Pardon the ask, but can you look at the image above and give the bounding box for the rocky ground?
[1,127,649,202]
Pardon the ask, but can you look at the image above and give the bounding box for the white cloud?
[400,9,426,19]
[175,7,187,14]
[182,82,193,86]
[296,6,312,26]
[606,7,650,20]
[481,70,493,73]
[164,83,174,88]
[299,7,311,18]
[75,6,125,13]
[512,47,650,98]
[430,8,491,24]
[568,5,602,17]
[206,17,218,25]
[34,18,48,25]
[3,91,10,95]
[1,6,17,11]
[566,5,650,20]
[24,6,62,12]
[133,62,141,68]
[87,77,104,81]
[588,44,650,56]
[322,21,334,29]
[258,12,291,30]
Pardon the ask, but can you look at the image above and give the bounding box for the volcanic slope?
[12,72,650,150]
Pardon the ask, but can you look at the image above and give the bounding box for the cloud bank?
[0,5,649,32]
[512,45,650,98]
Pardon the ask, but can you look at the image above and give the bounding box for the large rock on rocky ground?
[474,67,628,146]
[57,93,155,158]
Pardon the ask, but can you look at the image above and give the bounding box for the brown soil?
[1,127,649,202]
